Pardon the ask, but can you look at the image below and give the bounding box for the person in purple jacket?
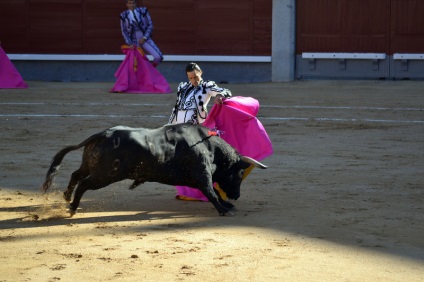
[120,0,163,67]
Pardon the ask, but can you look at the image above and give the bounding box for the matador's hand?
[139,38,146,45]
[215,95,224,105]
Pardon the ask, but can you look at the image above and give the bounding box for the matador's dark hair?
[185,62,202,73]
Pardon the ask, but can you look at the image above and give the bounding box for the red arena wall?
[296,0,424,55]
[0,0,272,56]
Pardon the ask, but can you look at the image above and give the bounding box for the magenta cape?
[175,96,273,201]
[203,96,273,161]
[0,47,28,89]
[110,46,171,94]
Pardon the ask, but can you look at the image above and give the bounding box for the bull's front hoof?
[219,210,235,216]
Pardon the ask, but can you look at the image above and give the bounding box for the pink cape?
[0,47,28,89]
[110,45,171,94]
[175,96,274,201]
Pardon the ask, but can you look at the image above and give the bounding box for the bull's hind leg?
[68,175,108,217]
[63,167,90,202]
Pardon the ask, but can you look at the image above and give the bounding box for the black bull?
[42,123,267,216]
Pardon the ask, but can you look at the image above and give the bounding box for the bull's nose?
[231,194,240,200]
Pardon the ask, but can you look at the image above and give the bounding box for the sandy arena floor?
[0,80,423,281]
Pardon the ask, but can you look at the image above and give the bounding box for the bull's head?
[219,156,268,200]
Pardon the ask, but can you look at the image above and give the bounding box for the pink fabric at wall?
[0,47,28,89]
[110,46,171,94]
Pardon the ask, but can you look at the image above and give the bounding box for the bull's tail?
[41,132,104,193]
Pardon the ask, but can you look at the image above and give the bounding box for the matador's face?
[126,0,137,11]
[187,70,203,87]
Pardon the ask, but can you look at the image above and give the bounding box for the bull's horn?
[241,156,268,169]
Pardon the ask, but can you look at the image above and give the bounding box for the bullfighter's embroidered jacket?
[169,80,232,124]
[120,7,154,45]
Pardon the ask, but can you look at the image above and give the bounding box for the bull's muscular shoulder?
[163,124,238,157]
[162,123,211,145]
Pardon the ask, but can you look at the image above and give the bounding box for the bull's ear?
[240,156,268,169]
